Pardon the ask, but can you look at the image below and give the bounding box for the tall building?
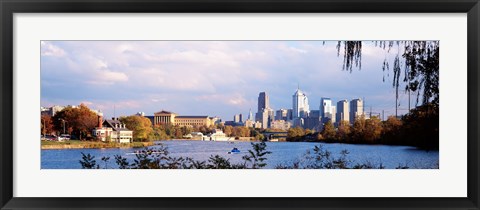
[320,97,336,123]
[258,108,272,129]
[256,92,270,122]
[257,92,269,113]
[286,109,293,121]
[292,88,310,118]
[336,100,349,124]
[275,109,288,121]
[350,98,364,124]
[305,110,321,131]
[234,114,241,123]
[248,109,254,121]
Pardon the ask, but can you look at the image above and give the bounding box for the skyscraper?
[292,88,310,118]
[234,114,240,123]
[248,109,254,121]
[275,109,288,121]
[257,92,269,113]
[350,98,364,124]
[336,99,349,124]
[320,97,336,123]
[256,92,273,128]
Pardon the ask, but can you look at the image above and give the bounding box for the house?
[92,114,133,143]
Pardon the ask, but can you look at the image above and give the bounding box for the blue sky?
[41,41,416,121]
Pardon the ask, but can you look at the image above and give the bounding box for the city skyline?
[41,41,416,120]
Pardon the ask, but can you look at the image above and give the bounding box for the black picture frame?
[1,0,479,209]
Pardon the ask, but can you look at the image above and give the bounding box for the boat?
[228,147,240,154]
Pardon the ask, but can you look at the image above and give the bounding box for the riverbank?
[41,140,154,149]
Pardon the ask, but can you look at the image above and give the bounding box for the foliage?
[337,41,439,106]
[321,120,336,140]
[381,116,403,144]
[401,103,439,149]
[281,106,437,150]
[79,152,98,169]
[224,125,233,136]
[80,142,433,169]
[242,142,272,169]
[336,120,351,141]
[100,156,110,169]
[287,127,305,141]
[119,115,153,141]
[53,104,97,140]
[275,145,388,169]
[80,142,272,169]
[362,116,383,143]
[255,134,265,141]
[231,126,251,137]
[41,114,55,135]
[351,115,366,142]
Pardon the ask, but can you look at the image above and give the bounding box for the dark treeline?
[287,103,439,150]
[80,142,272,169]
[79,142,424,169]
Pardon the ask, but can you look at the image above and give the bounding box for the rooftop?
[176,116,209,119]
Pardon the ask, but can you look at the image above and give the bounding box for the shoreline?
[41,140,154,150]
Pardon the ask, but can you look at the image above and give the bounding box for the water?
[41,140,439,169]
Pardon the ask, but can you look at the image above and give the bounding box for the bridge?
[261,131,288,141]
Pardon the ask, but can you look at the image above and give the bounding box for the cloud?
[86,70,129,85]
[41,41,66,57]
[41,41,413,120]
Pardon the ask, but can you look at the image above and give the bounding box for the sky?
[40,41,417,121]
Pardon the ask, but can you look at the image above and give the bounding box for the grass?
[41,140,154,149]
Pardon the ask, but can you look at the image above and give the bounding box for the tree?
[41,114,55,136]
[151,124,170,140]
[242,142,272,169]
[321,120,336,140]
[351,115,366,142]
[181,126,193,136]
[53,104,98,140]
[224,125,233,137]
[337,41,439,107]
[287,127,305,141]
[255,134,265,141]
[363,116,383,143]
[79,152,98,169]
[336,120,351,141]
[382,116,403,144]
[401,103,439,149]
[119,115,154,141]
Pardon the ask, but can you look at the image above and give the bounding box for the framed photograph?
[1,0,479,209]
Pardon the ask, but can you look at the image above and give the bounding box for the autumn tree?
[181,126,193,136]
[287,127,305,142]
[41,114,55,136]
[336,120,351,141]
[151,124,170,140]
[224,125,233,137]
[321,120,336,141]
[351,115,366,142]
[119,115,153,142]
[53,104,98,140]
[382,116,403,144]
[363,116,383,143]
[231,126,250,138]
[337,41,439,148]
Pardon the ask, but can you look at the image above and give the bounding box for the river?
[41,140,439,169]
